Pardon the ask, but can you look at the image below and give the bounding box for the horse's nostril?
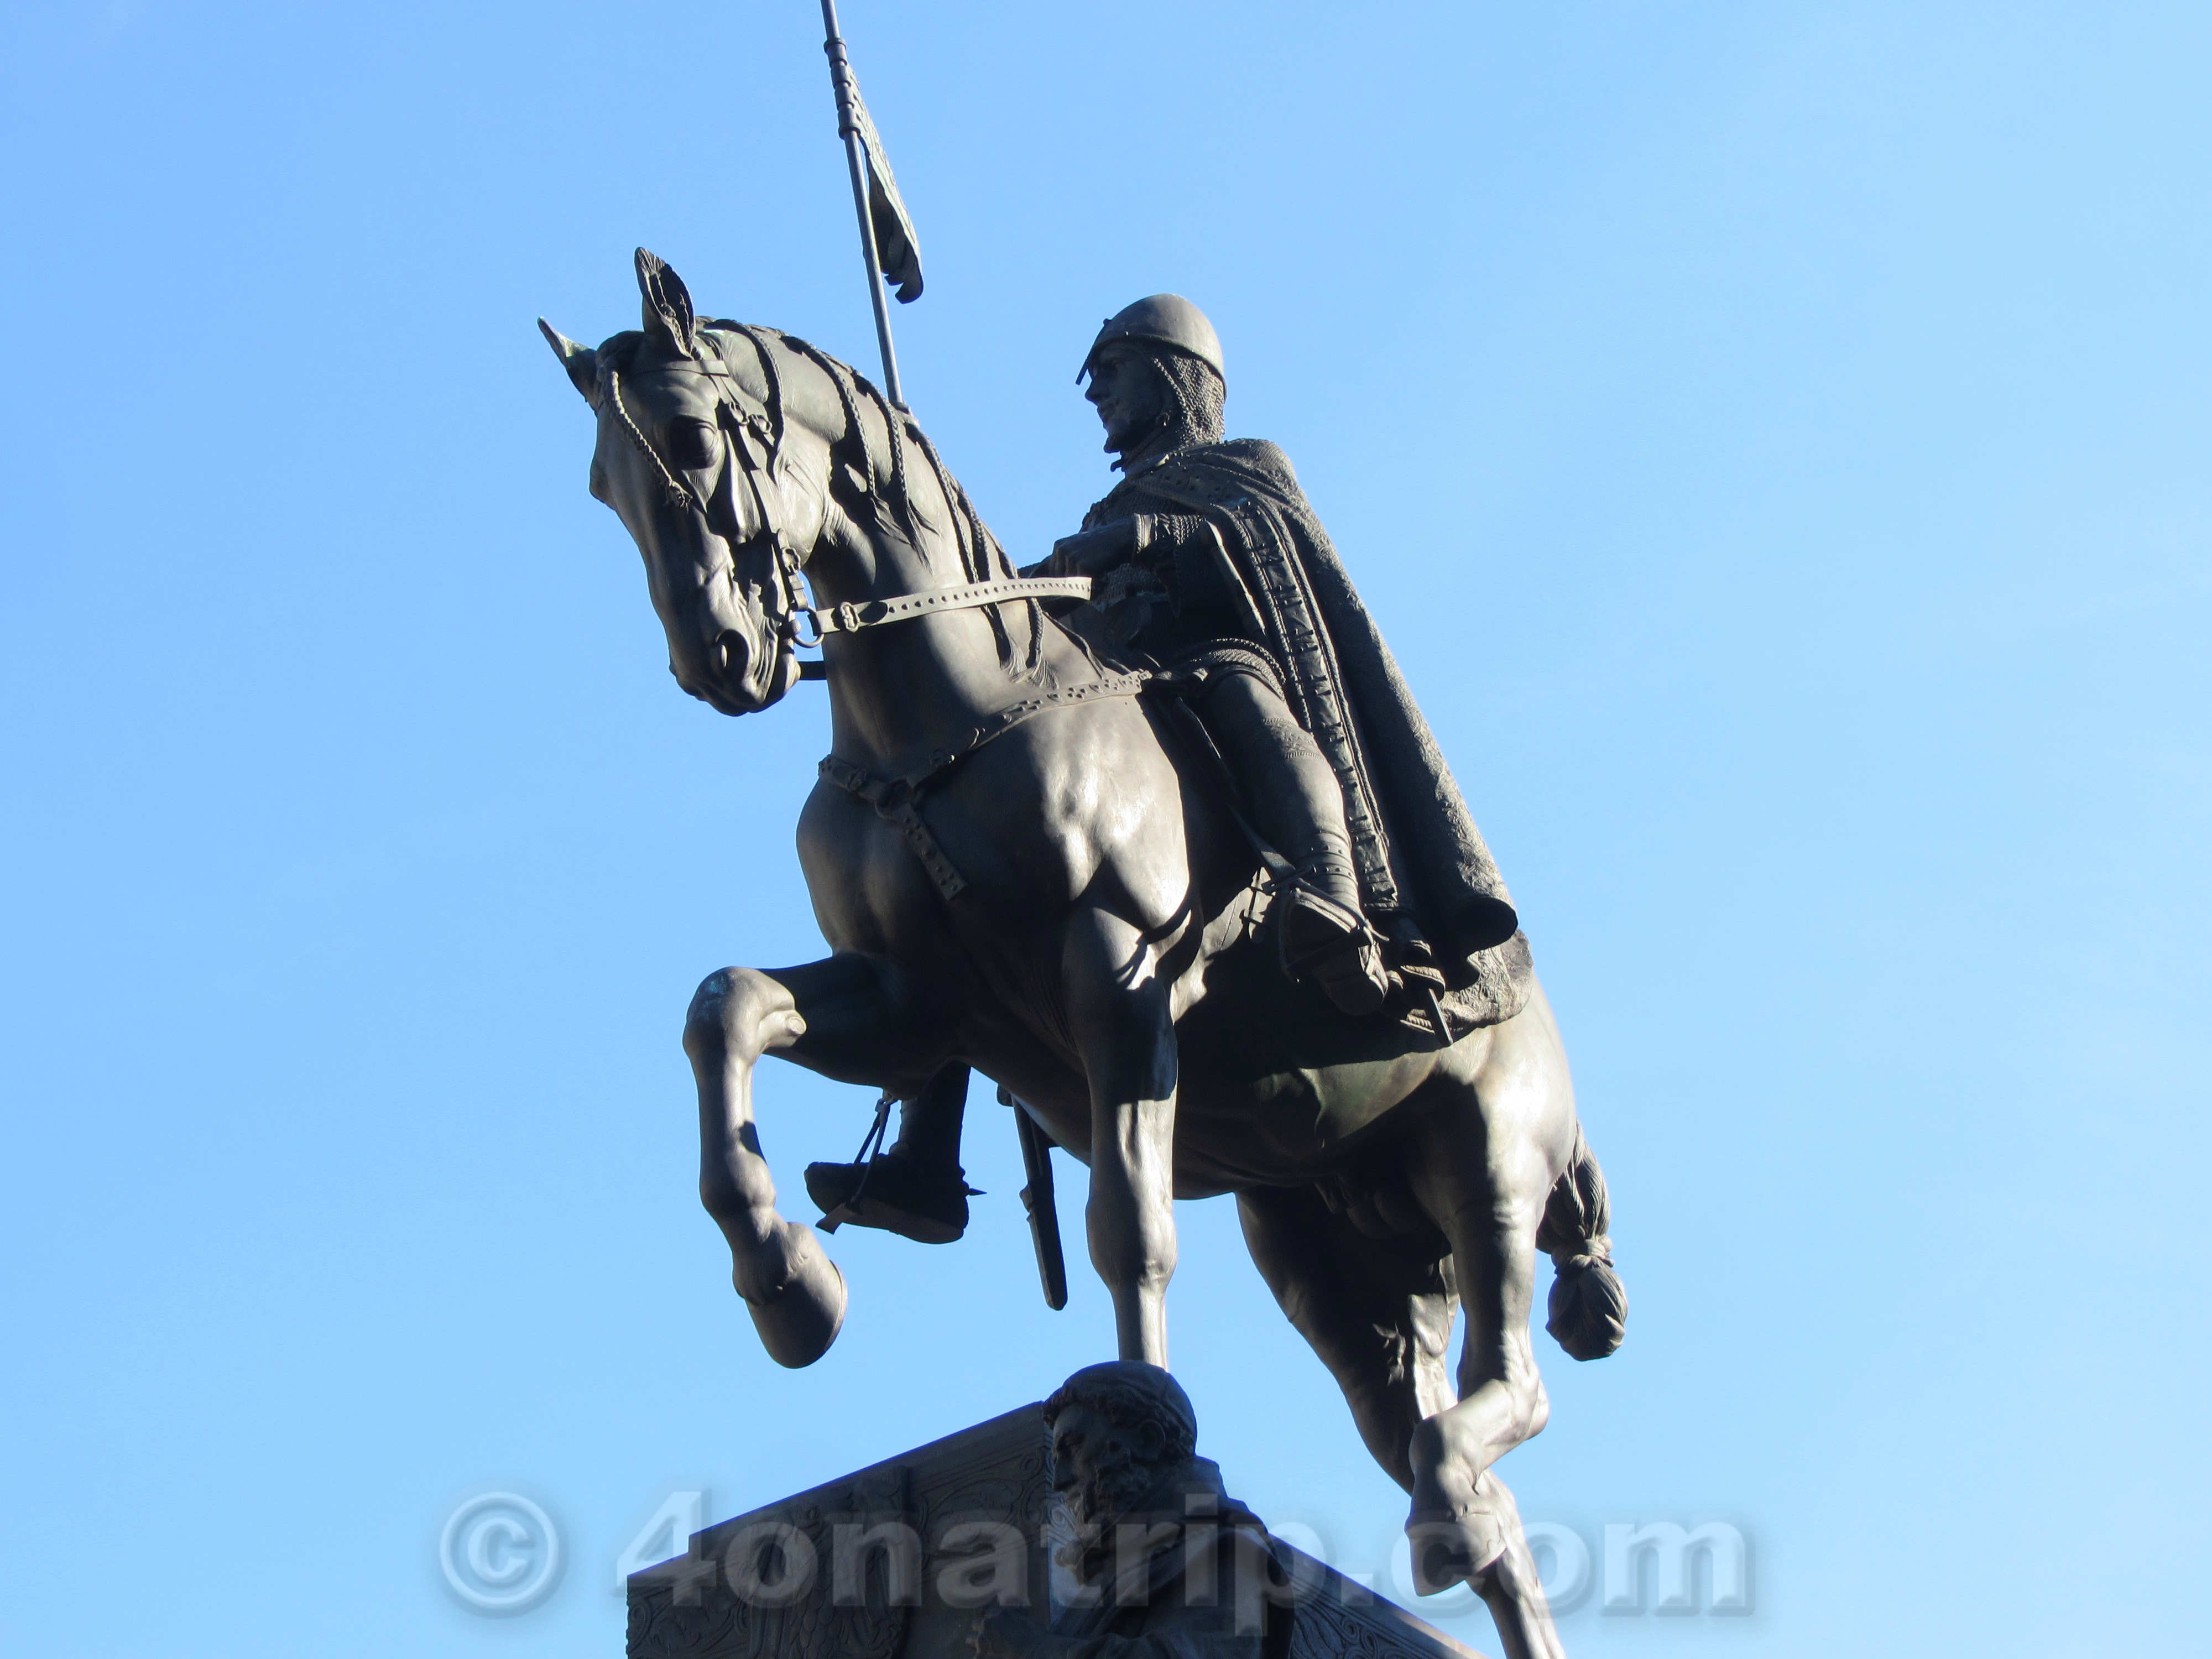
[715,630,748,679]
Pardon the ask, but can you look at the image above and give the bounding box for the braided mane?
[708,323,1041,679]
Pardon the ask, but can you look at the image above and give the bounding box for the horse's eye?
[667,418,718,470]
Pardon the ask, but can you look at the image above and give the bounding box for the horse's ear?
[635,247,696,358]
[539,319,601,408]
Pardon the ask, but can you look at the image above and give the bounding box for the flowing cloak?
[1081,439,1533,1030]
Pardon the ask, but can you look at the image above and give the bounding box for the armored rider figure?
[1042,296,1521,1018]
[1044,299,1385,1015]
[806,298,1528,1243]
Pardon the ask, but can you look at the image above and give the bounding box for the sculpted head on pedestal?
[1042,1361,1198,1530]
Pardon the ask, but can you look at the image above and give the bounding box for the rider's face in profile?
[1084,344,1166,459]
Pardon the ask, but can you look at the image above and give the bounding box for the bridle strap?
[794,575,1094,644]
[683,341,1095,646]
[609,332,1095,662]
[693,330,795,555]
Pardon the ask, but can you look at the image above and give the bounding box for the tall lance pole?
[821,0,906,410]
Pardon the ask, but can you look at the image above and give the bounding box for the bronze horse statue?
[542,252,1626,1659]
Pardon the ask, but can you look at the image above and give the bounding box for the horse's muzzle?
[674,626,794,716]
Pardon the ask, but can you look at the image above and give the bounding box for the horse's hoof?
[1406,1505,1510,1594]
[739,1223,846,1367]
[805,1153,974,1245]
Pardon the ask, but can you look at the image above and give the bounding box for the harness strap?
[671,330,1088,670]
[818,757,969,899]
[797,575,1093,641]
[818,667,1155,900]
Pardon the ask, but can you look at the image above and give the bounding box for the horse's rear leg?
[683,953,951,1366]
[1240,1181,1564,1659]
[1396,995,1584,1657]
[1401,1167,1552,1547]
[1452,1473,1567,1659]
[1400,1146,1567,1659]
[1063,907,1179,1366]
[1235,1185,1457,1489]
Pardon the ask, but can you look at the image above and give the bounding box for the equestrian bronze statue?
[542,251,1626,1659]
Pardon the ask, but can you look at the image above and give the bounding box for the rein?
[789,575,1093,644]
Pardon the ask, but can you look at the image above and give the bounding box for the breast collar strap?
[818,667,1155,901]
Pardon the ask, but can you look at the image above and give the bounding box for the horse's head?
[541,251,822,716]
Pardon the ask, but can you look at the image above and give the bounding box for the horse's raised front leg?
[1062,907,1179,1366]
[682,953,950,1366]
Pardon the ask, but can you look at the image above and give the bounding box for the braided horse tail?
[1535,1129,1627,1360]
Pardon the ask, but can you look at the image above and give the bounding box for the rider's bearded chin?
[1100,400,1135,457]
[1105,409,1164,469]
[1098,371,1162,462]
[1065,1447,1155,1534]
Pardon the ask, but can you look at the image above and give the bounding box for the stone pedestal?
[627,1402,1486,1659]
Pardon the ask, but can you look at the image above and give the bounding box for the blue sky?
[3,2,2206,1655]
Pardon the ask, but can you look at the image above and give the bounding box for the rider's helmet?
[1078,295,1225,384]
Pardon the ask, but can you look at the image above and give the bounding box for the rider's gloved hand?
[1045,518,1139,576]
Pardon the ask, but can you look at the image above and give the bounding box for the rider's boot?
[804,1151,977,1244]
[803,1063,978,1245]
[1277,831,1391,1017]
[1194,669,1390,1016]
